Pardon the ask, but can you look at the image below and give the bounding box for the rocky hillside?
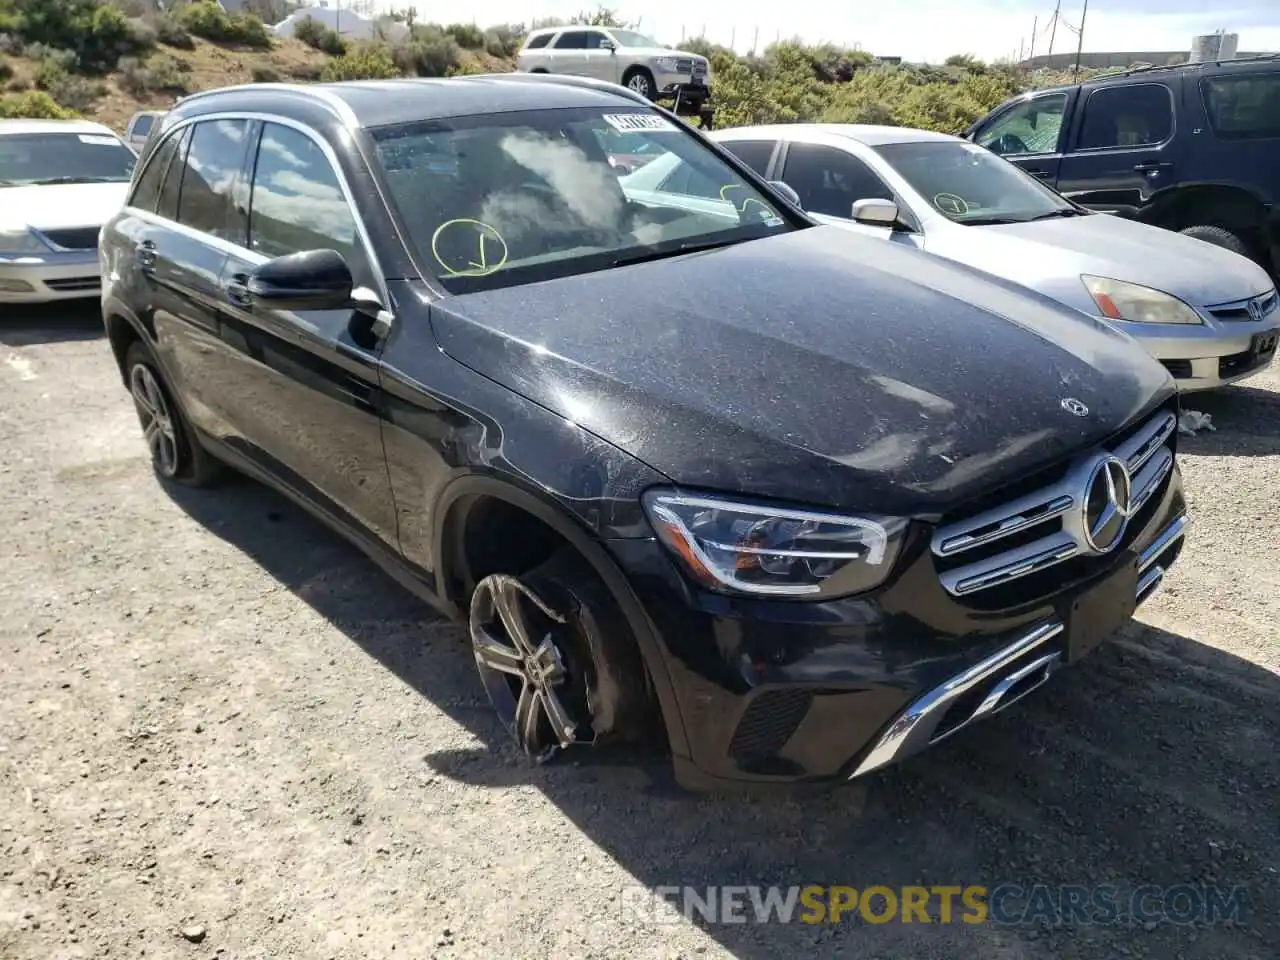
[0,0,1103,136]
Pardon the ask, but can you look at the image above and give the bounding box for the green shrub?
[250,63,282,83]
[118,52,189,95]
[393,28,459,77]
[177,1,271,49]
[444,22,485,50]
[6,76,28,90]
[483,24,522,59]
[33,57,101,111]
[294,17,345,55]
[152,13,195,50]
[320,45,400,82]
[0,89,76,118]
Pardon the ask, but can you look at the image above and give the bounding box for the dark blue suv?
[968,57,1280,275]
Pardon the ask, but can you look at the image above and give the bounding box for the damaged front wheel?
[468,549,656,762]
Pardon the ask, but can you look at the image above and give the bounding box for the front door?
[216,120,398,548]
[973,90,1073,186]
[548,29,590,76]
[1055,80,1183,215]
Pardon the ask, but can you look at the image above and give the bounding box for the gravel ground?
[1,303,1277,960]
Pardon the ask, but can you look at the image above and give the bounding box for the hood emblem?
[1248,297,1265,322]
[1060,397,1089,417]
[1082,456,1134,553]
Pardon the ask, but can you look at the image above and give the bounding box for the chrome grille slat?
[933,408,1177,598]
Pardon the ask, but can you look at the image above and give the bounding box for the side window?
[1201,74,1280,140]
[155,126,192,221]
[553,31,588,49]
[130,114,155,138]
[248,123,359,263]
[780,143,893,218]
[1077,84,1173,150]
[657,159,726,200]
[720,139,776,176]
[524,33,551,50]
[176,119,250,242]
[129,129,180,212]
[977,93,1068,156]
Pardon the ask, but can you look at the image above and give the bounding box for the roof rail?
[485,70,651,106]
[1091,52,1280,82]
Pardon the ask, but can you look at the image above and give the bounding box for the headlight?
[642,490,907,597]
[1082,275,1203,325]
[653,57,680,72]
[0,228,51,255]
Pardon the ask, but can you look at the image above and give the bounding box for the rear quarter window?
[524,33,551,50]
[1201,73,1280,139]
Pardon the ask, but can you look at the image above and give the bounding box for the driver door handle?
[225,273,253,308]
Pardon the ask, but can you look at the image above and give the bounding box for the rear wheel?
[125,341,221,487]
[469,548,656,761]
[1178,224,1251,258]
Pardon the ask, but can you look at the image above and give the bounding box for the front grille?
[44,276,99,292]
[1207,290,1278,322]
[38,226,101,250]
[728,689,812,763]
[674,57,694,73]
[932,405,1177,601]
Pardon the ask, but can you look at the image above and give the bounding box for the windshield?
[609,30,661,47]
[873,140,1075,224]
[0,132,136,186]
[372,107,791,293]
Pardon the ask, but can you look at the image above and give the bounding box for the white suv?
[516,26,712,109]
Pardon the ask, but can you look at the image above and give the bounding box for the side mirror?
[601,38,616,51]
[768,180,802,209]
[851,198,899,226]
[248,249,353,311]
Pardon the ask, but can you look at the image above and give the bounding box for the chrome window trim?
[121,110,389,306]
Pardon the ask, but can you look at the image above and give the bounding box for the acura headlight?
[1082,275,1203,325]
[642,490,907,597]
[0,228,51,255]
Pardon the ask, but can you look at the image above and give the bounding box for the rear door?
[548,29,589,75]
[215,120,398,547]
[147,119,253,438]
[1055,79,1184,215]
[972,89,1074,185]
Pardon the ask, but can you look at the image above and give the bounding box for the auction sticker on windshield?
[602,114,676,133]
[78,135,121,146]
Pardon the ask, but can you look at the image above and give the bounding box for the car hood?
[429,227,1173,516]
[0,181,130,232]
[928,212,1275,308]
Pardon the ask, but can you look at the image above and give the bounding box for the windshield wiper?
[1025,208,1086,221]
[611,237,745,268]
[957,216,1025,226]
[26,176,123,185]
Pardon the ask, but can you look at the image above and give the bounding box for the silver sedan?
[710,123,1280,392]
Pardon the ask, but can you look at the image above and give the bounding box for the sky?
[368,0,1280,63]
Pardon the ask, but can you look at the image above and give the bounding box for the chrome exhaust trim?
[850,620,1064,778]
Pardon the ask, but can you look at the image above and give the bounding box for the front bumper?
[607,464,1187,790]
[0,251,101,303]
[1116,312,1280,392]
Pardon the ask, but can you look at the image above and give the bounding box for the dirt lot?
[1,304,1277,960]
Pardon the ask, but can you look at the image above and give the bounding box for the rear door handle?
[225,273,253,307]
[1133,161,1172,172]
[136,239,157,272]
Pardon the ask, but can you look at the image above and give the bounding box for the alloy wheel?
[469,573,587,761]
[129,363,179,478]
[627,73,653,97]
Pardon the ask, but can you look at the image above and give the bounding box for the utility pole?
[1073,0,1089,80]
[1018,38,1024,61]
[1029,15,1038,60]
[751,26,758,54]
[730,26,736,50]
[1048,0,1061,57]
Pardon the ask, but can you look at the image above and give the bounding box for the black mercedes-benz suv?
[100,74,1189,791]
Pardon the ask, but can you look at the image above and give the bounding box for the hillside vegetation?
[0,0,1106,134]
